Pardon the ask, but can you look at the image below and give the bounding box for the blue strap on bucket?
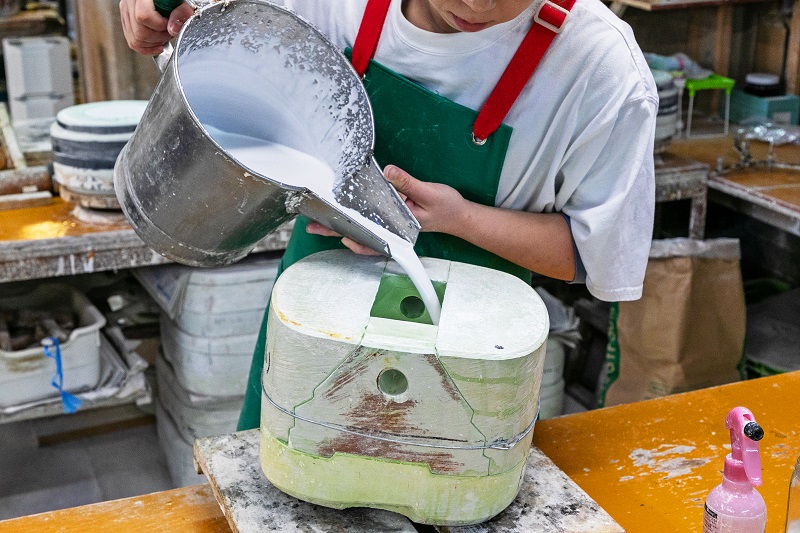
[42,337,83,414]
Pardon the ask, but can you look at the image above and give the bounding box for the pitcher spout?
[291,159,419,258]
[333,158,420,245]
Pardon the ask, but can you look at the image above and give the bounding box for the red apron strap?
[351,0,575,140]
[352,0,392,77]
[472,0,575,142]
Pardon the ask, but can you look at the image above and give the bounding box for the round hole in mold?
[377,368,409,396]
[400,295,425,319]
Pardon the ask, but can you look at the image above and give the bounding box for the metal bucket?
[114,0,418,267]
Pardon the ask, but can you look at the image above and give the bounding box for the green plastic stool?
[682,74,735,137]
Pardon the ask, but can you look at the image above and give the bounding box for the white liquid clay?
[204,126,442,325]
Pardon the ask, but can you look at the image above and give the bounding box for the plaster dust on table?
[629,444,712,479]
[203,126,441,324]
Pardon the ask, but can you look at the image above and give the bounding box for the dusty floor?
[0,416,173,520]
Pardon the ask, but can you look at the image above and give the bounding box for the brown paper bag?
[598,238,746,407]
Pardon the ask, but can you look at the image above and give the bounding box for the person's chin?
[449,13,492,32]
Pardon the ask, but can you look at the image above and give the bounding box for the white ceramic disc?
[56,100,148,133]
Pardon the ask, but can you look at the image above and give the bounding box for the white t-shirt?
[282,0,658,301]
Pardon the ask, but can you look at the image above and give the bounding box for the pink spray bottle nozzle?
[724,406,764,487]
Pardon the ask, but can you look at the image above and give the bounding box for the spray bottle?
[703,406,766,533]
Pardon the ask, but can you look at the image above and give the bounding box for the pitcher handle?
[154,0,188,17]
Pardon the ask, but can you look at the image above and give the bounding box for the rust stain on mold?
[313,348,469,474]
[317,390,462,474]
[319,331,352,340]
[425,354,463,403]
[323,349,379,401]
[342,390,418,434]
[275,311,352,340]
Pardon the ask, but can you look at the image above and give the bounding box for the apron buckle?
[472,133,488,146]
[534,0,570,34]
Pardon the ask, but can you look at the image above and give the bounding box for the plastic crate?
[0,284,106,408]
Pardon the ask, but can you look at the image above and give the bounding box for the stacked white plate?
[651,69,679,151]
[50,100,148,209]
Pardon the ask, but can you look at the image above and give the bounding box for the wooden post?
[0,104,27,170]
[686,5,733,119]
[71,0,161,102]
[713,4,733,77]
[686,7,710,71]
[787,0,800,95]
[687,6,733,76]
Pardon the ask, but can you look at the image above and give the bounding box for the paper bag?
[598,238,746,407]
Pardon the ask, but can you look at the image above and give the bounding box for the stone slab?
[193,429,624,533]
[193,430,417,533]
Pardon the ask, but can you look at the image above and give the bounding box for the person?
[120,0,657,430]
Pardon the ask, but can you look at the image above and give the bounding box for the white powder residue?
[629,444,711,479]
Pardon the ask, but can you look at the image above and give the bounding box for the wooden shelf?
[608,0,796,94]
[0,8,64,42]
[610,0,773,12]
[654,151,709,238]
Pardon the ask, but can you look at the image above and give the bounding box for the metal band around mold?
[261,382,537,451]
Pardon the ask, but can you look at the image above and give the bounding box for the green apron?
[234,0,572,426]
[237,58,528,430]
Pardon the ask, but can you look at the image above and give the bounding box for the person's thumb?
[167,4,194,36]
[384,165,417,196]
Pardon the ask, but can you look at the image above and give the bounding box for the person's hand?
[305,221,381,256]
[120,0,194,55]
[306,164,469,253]
[383,165,468,235]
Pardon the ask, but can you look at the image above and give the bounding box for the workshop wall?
[72,0,159,102]
[623,3,790,87]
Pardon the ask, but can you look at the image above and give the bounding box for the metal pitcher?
[114,0,419,267]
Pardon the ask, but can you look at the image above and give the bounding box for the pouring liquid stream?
[205,127,442,325]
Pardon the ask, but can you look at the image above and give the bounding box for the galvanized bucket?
[114,0,418,267]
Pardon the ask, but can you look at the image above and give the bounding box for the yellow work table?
[535,371,799,533]
[0,198,291,283]
[1,372,797,532]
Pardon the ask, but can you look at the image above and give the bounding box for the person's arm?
[307,164,576,281]
[120,0,194,55]
[384,165,575,281]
